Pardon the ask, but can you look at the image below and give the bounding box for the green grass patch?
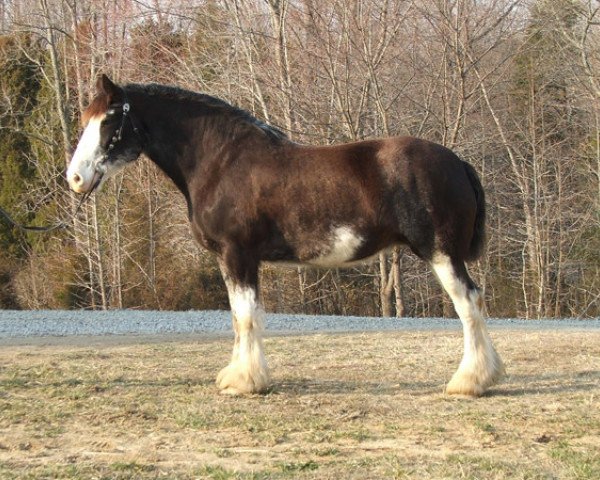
[550,441,600,480]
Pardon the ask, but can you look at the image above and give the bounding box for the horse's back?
[295,135,470,185]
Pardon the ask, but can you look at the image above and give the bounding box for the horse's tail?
[463,161,487,262]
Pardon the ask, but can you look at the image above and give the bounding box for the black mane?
[124,83,288,143]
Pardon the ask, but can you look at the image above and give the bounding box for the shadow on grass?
[0,375,215,391]
[7,368,598,400]
[271,377,441,396]
[484,370,600,397]
[273,370,600,399]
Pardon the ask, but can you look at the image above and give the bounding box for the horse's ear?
[97,74,123,103]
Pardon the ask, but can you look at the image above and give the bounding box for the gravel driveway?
[1,309,598,345]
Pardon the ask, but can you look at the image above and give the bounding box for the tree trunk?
[92,197,108,309]
[379,252,394,317]
[392,248,405,317]
[39,0,72,166]
[113,180,124,309]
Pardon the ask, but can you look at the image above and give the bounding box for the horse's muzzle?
[67,168,103,195]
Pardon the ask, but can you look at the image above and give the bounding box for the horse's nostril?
[72,173,82,185]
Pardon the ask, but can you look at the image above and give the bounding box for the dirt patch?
[1,330,599,479]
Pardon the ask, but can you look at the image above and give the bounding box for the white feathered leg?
[216,283,270,395]
[431,254,504,396]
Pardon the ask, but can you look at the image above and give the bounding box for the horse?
[66,74,504,397]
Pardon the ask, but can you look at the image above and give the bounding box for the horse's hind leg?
[430,253,504,396]
[216,254,270,395]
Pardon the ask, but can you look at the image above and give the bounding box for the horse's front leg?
[216,254,270,395]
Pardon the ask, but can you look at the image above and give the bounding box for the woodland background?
[0,0,598,319]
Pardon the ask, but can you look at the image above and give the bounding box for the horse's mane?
[124,83,289,143]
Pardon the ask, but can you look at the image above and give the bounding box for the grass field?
[0,329,599,479]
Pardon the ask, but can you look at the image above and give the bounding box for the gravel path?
[1,309,599,342]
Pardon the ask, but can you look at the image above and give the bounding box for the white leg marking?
[431,254,504,396]
[309,226,363,267]
[66,115,105,193]
[217,286,270,395]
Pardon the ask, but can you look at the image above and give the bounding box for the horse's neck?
[136,93,283,212]
[139,103,196,206]
[138,99,243,208]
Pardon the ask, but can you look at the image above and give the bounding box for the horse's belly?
[268,225,372,268]
[304,226,363,267]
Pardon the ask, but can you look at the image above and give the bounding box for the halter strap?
[0,192,89,233]
[102,95,146,162]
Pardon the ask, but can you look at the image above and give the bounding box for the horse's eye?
[106,109,116,116]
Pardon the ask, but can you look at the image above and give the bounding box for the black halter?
[101,97,146,162]
[89,95,146,195]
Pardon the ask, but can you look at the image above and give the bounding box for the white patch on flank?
[66,115,105,193]
[309,226,363,267]
[430,253,503,396]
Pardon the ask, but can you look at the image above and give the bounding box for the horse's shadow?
[33,370,598,399]
[269,370,600,398]
[269,377,441,396]
[484,371,600,398]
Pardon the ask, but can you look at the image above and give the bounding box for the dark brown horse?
[67,75,504,397]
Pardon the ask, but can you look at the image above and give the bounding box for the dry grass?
[0,329,599,479]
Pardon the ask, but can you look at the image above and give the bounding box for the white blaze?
[66,115,105,193]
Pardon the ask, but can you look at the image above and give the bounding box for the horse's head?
[67,74,144,194]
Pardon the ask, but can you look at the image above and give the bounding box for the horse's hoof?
[216,363,269,395]
[219,386,246,396]
[445,372,486,397]
[445,358,505,397]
